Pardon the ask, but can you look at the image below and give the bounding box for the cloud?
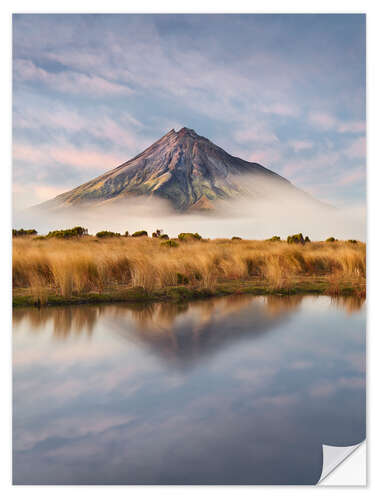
[309,111,366,135]
[233,124,279,145]
[13,142,123,172]
[247,149,283,166]
[12,14,366,209]
[260,102,299,117]
[338,121,366,133]
[14,58,133,96]
[344,137,366,158]
[282,151,341,177]
[338,167,365,186]
[308,111,337,130]
[289,140,313,152]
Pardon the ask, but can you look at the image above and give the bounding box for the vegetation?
[12,228,37,237]
[326,237,337,242]
[267,236,281,242]
[347,239,358,244]
[287,233,310,245]
[232,236,242,240]
[46,226,88,239]
[96,230,121,238]
[132,230,148,237]
[178,232,202,241]
[161,239,179,248]
[13,235,365,306]
[152,229,169,239]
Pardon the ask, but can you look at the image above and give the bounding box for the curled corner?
[317,441,365,484]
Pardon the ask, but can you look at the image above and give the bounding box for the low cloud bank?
[13,199,365,242]
[13,175,365,241]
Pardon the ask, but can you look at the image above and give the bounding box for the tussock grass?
[13,237,366,302]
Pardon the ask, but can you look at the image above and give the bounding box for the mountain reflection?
[13,294,364,367]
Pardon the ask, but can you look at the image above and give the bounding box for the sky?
[12,14,366,211]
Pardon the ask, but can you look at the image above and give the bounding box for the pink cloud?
[338,121,366,133]
[260,102,299,117]
[308,111,337,130]
[345,137,366,159]
[338,167,365,186]
[289,140,313,152]
[247,149,283,166]
[309,111,366,135]
[233,124,279,145]
[13,142,123,171]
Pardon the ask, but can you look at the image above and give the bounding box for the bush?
[124,231,129,237]
[326,237,337,242]
[132,230,148,237]
[12,228,37,237]
[152,229,165,238]
[161,239,179,248]
[160,234,169,240]
[176,272,189,284]
[287,233,308,245]
[232,236,242,240]
[178,232,202,241]
[267,236,281,242]
[47,226,88,239]
[347,239,358,244]
[96,230,121,238]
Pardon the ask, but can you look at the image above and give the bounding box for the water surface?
[13,294,365,484]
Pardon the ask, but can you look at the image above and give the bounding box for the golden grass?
[12,236,366,303]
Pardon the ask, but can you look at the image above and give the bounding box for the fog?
[13,176,366,241]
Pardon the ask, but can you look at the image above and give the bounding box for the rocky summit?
[38,127,314,212]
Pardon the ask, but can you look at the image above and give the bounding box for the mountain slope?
[38,127,317,212]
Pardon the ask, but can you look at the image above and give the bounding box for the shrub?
[152,229,165,238]
[124,231,129,237]
[96,230,121,238]
[178,232,202,241]
[161,239,179,248]
[347,239,358,244]
[287,233,307,245]
[176,272,189,284]
[285,233,311,244]
[232,236,242,240]
[160,234,169,240]
[132,230,148,237]
[267,236,281,242]
[47,226,88,239]
[12,228,37,237]
[326,237,337,242]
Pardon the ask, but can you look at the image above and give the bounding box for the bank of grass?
[12,236,366,307]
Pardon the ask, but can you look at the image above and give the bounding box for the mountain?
[38,127,321,212]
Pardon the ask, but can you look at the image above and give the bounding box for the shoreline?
[13,278,365,308]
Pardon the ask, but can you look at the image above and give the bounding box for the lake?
[13,294,366,485]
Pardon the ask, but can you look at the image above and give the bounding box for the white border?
[1,1,372,498]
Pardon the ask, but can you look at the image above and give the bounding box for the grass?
[12,236,366,307]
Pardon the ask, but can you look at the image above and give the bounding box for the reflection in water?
[13,295,307,368]
[13,295,365,485]
[330,295,366,315]
[13,293,363,340]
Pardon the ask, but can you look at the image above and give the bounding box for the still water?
[13,295,365,485]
